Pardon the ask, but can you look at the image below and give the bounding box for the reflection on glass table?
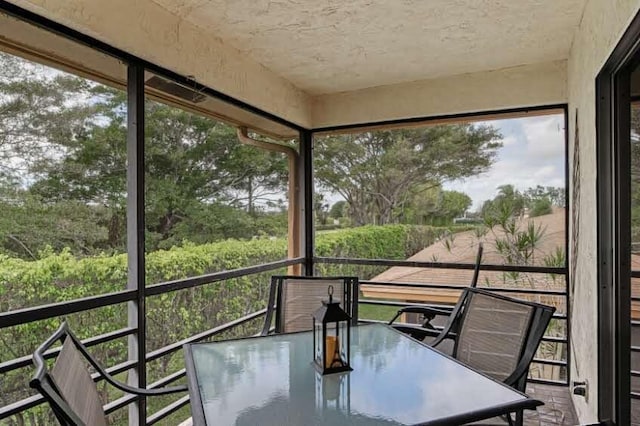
[184,323,541,425]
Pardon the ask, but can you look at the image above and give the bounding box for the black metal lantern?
[312,286,352,375]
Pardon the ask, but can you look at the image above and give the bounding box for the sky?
[443,114,566,210]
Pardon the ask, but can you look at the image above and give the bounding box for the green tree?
[0,194,109,259]
[0,52,116,257]
[27,85,129,250]
[437,190,472,221]
[315,125,501,226]
[402,185,471,225]
[0,52,291,256]
[214,135,289,216]
[314,192,330,225]
[529,197,553,217]
[523,185,565,208]
[481,184,527,224]
[26,91,289,251]
[329,200,347,219]
[0,52,92,188]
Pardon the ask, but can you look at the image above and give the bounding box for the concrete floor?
[524,383,579,425]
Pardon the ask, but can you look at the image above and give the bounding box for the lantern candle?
[325,335,339,368]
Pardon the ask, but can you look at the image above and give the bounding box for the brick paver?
[524,383,579,425]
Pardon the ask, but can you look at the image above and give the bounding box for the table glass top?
[189,324,527,425]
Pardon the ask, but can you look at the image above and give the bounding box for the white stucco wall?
[567,0,640,422]
[8,0,313,129]
[312,61,567,128]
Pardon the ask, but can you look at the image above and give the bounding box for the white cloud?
[444,114,565,210]
[500,135,518,147]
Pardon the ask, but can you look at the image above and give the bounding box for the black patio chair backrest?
[387,243,484,337]
[455,291,534,382]
[470,242,484,288]
[436,242,484,332]
[30,322,187,426]
[261,275,359,335]
[435,288,555,393]
[30,323,107,425]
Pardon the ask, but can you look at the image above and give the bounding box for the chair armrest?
[261,302,275,336]
[503,359,530,389]
[31,322,188,404]
[428,329,457,349]
[116,384,188,396]
[387,305,453,326]
[398,306,453,316]
[391,324,442,340]
[93,364,188,396]
[61,329,189,397]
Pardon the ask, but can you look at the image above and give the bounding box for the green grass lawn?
[358,301,399,322]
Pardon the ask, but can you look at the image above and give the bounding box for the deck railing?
[316,256,570,387]
[0,256,568,425]
[0,258,301,425]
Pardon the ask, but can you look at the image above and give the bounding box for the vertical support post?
[613,67,632,426]
[597,70,616,425]
[300,130,314,275]
[287,149,301,275]
[236,128,301,274]
[563,104,571,387]
[127,63,146,425]
[597,61,633,426]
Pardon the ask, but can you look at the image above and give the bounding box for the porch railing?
[316,256,570,387]
[0,256,569,425]
[0,258,301,425]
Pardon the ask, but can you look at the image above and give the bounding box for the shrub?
[0,224,455,424]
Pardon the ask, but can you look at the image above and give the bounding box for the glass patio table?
[184,323,542,425]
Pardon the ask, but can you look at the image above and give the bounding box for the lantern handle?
[327,285,334,303]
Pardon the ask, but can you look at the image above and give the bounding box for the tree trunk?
[107,211,123,249]
[247,176,254,215]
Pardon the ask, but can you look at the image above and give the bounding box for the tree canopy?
[401,185,472,225]
[315,125,502,226]
[0,52,290,258]
[481,184,565,225]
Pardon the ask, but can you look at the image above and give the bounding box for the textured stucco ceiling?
[148,0,586,95]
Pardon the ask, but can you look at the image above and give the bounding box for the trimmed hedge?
[316,224,459,259]
[0,224,454,425]
[1,225,453,311]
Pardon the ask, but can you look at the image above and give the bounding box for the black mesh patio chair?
[388,243,483,340]
[30,321,187,426]
[261,275,359,335]
[427,288,555,426]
